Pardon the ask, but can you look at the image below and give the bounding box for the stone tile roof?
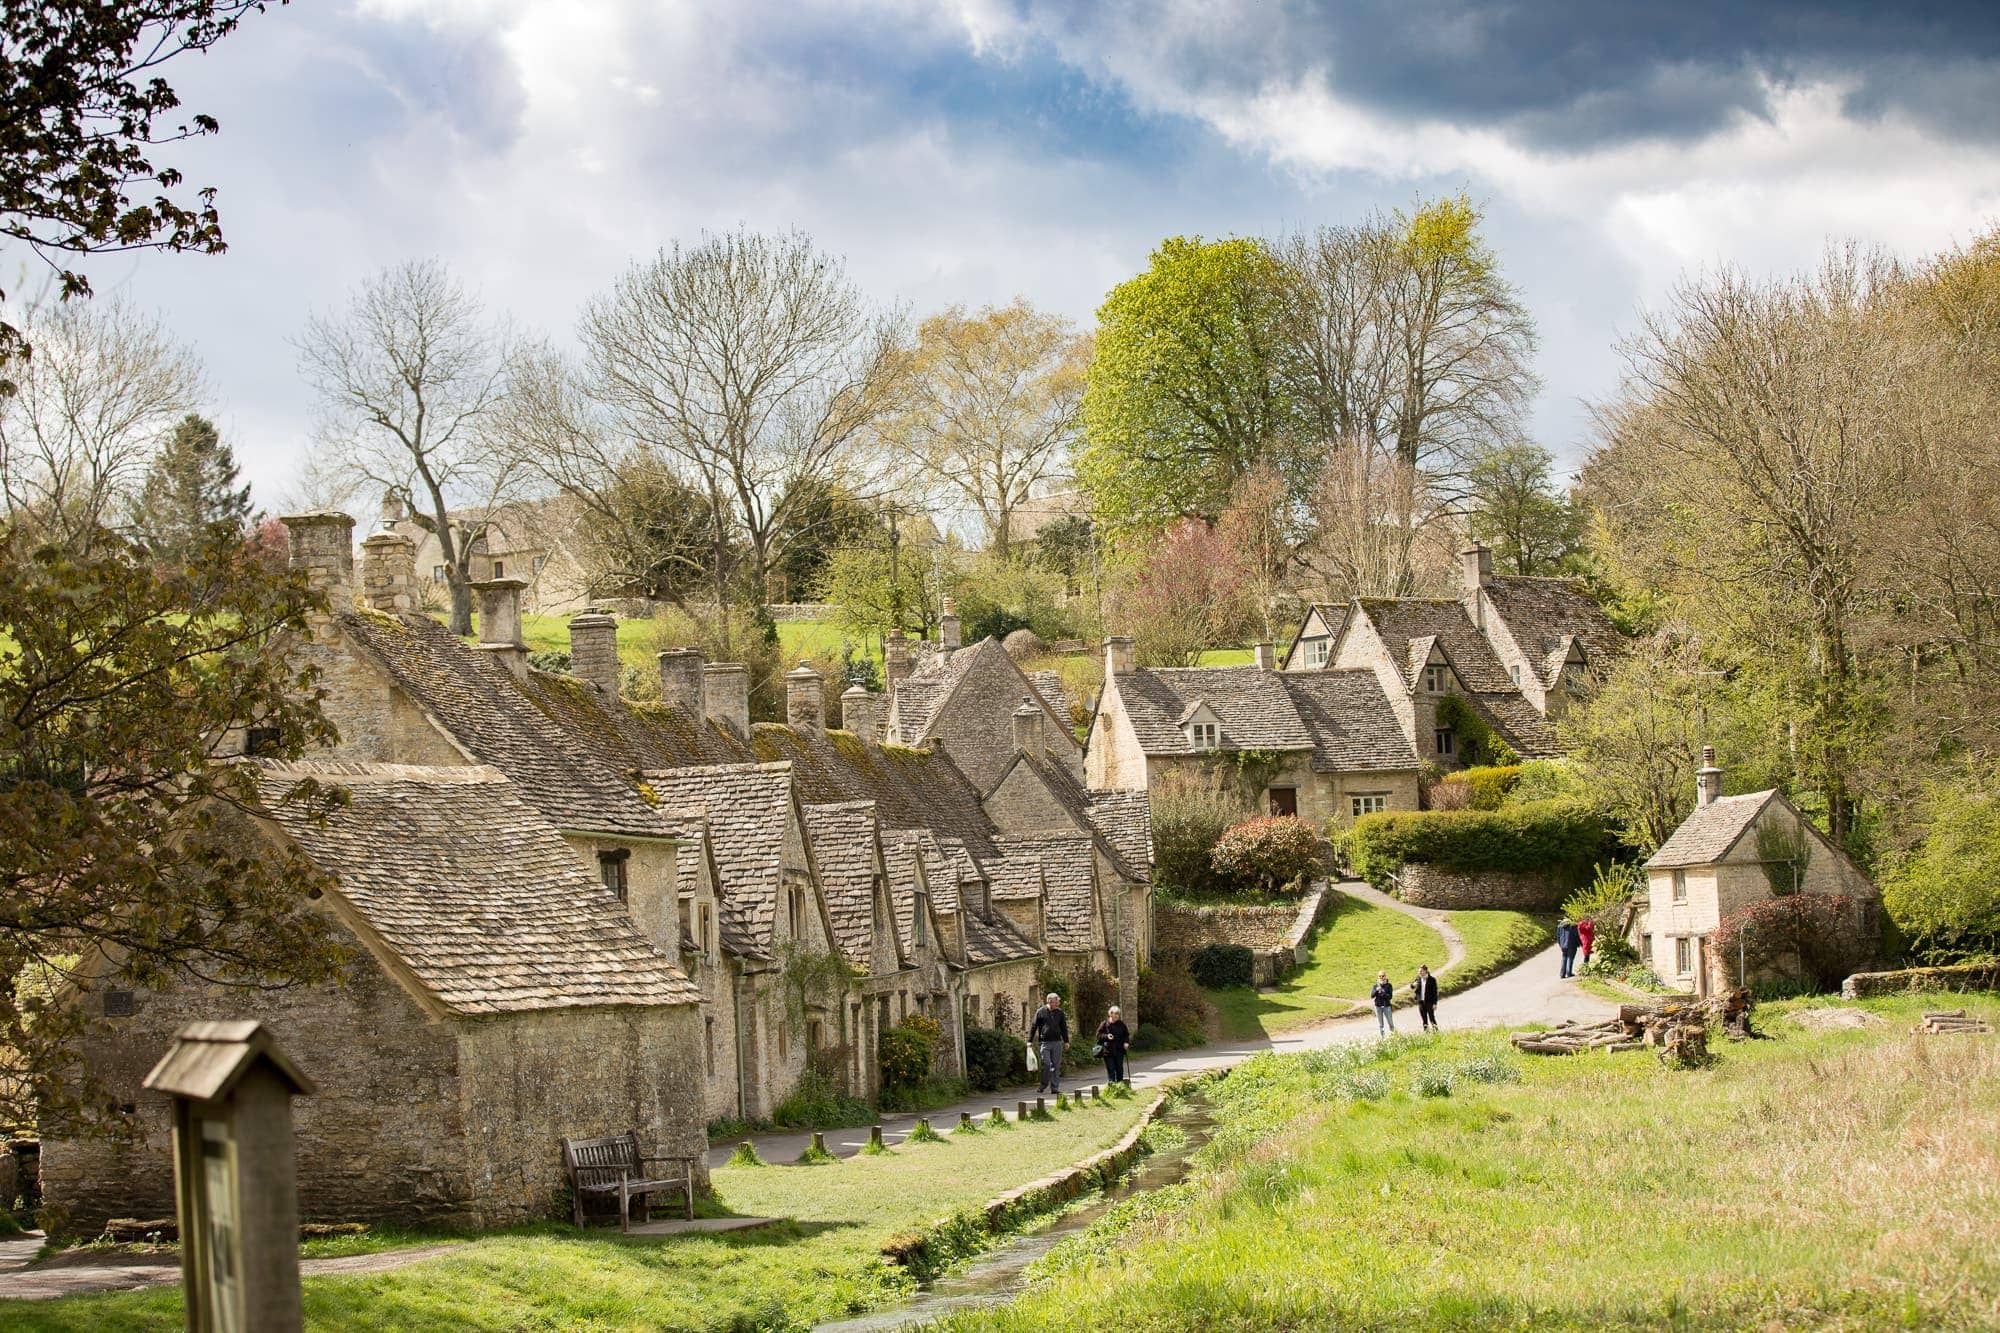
[1085,789,1153,880]
[1645,792,1777,869]
[892,643,979,742]
[748,726,998,855]
[253,761,699,1014]
[980,850,1044,902]
[928,837,986,899]
[993,834,1100,954]
[521,673,748,771]
[639,763,796,959]
[1359,599,1518,693]
[1484,576,1624,684]
[882,830,931,953]
[801,801,885,972]
[1464,690,1560,759]
[1028,670,1076,729]
[964,906,1041,965]
[335,611,671,839]
[1116,666,1315,754]
[1279,670,1422,772]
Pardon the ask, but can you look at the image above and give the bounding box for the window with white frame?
[1510,664,1521,685]
[1671,869,1688,904]
[1350,792,1388,818]
[1306,637,1330,667]
[1425,664,1450,693]
[1675,937,1694,976]
[1189,721,1220,750]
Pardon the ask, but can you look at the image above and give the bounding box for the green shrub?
[1711,893,1876,992]
[1132,955,1211,1051]
[1508,758,1589,805]
[1562,862,1644,927]
[1071,968,1118,1033]
[1346,798,1616,887]
[770,1068,872,1129]
[1209,815,1322,895]
[1884,776,2000,962]
[963,1025,1023,1092]
[1434,764,1522,811]
[1434,694,1517,767]
[1188,943,1256,989]
[878,1014,942,1094]
[1151,773,1250,897]
[1033,965,1072,1008]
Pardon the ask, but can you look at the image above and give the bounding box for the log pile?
[1914,1009,1993,1035]
[1511,992,1749,1065]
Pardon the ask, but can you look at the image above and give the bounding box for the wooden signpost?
[143,1021,314,1333]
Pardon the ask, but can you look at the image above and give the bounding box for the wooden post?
[810,1131,827,1156]
[142,1022,313,1333]
[1017,1101,1028,1120]
[959,1111,973,1130]
[868,1125,884,1150]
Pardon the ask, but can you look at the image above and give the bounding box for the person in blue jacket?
[1556,917,1581,979]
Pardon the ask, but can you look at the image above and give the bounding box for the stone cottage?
[1640,748,1880,995]
[383,491,597,617]
[1282,545,1624,765]
[1085,637,1422,828]
[42,761,705,1233]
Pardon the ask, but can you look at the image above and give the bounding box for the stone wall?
[1156,883,1330,985]
[1841,961,2000,999]
[1395,863,1571,911]
[763,603,835,622]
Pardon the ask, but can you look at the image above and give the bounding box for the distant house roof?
[801,801,888,972]
[640,763,797,958]
[892,637,1079,754]
[1027,669,1076,729]
[1279,603,1349,669]
[1645,792,1779,870]
[1085,789,1153,881]
[1483,576,1624,685]
[964,905,1042,966]
[254,761,700,1015]
[1349,599,1560,758]
[1112,665,1419,772]
[991,834,1100,954]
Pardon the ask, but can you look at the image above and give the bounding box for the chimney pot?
[1253,640,1275,671]
[359,531,417,616]
[1461,545,1493,629]
[1105,635,1135,676]
[568,610,620,696]
[471,577,529,677]
[940,598,961,653]
[785,661,825,737]
[658,647,706,718]
[702,663,749,737]
[1695,744,1724,808]
[1012,695,1043,756]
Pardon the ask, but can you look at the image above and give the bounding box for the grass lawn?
[1439,908,1557,997]
[1207,891,1450,1040]
[2,1094,1154,1332]
[943,993,2000,1331]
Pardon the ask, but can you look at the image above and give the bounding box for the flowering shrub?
[1709,893,1874,993]
[1209,815,1322,895]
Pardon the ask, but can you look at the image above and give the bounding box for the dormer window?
[1425,664,1450,694]
[597,849,630,902]
[1509,664,1521,686]
[1190,721,1219,750]
[1305,638,1330,668]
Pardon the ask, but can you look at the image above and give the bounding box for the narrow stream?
[816,1098,1215,1332]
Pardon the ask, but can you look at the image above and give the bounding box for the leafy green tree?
[1883,771,2000,961]
[817,533,936,641]
[1466,442,1585,575]
[128,412,254,560]
[0,526,348,1136]
[0,2,275,392]
[771,481,880,604]
[1031,512,1096,593]
[1078,237,1299,535]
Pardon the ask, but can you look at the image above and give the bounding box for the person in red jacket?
[1578,916,1596,968]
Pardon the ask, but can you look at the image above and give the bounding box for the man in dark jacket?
[1029,992,1068,1094]
[1556,917,1580,978]
[1411,964,1440,1031]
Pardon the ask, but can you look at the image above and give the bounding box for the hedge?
[1432,764,1522,811]
[1344,798,1616,886]
[1188,942,1256,989]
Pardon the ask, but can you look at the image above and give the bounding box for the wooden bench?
[561,1131,697,1230]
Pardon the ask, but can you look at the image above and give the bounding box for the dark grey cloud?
[1017,1,2000,150]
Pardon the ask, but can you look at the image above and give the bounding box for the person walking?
[1029,992,1069,1095]
[1370,971,1396,1036]
[1411,964,1440,1032]
[1578,916,1596,968]
[1556,917,1580,979]
[1094,1005,1130,1086]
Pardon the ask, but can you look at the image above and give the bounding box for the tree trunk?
[447,576,474,636]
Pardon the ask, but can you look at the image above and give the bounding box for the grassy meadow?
[942,993,2000,1331]
[1,1090,1153,1331]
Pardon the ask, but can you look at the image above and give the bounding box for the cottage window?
[1433,728,1455,758]
[1672,869,1688,904]
[700,904,713,952]
[491,560,505,577]
[1306,638,1330,667]
[597,849,630,902]
[1350,792,1388,818]
[432,565,446,583]
[703,1017,715,1075]
[677,896,694,948]
[914,894,927,947]
[1189,721,1219,750]
[1509,664,1521,686]
[1675,937,1694,976]
[103,989,136,1018]
[787,885,805,937]
[243,726,282,757]
[1563,663,1587,690]
[809,1020,823,1051]
[1642,934,1654,964]
[1425,664,1449,693]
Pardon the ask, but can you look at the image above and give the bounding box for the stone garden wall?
[1157,883,1331,986]
[1841,961,2000,999]
[1394,864,1571,912]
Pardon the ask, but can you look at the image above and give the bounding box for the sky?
[46,0,2000,507]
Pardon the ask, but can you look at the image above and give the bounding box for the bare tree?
[578,229,904,603]
[298,260,517,633]
[0,298,202,547]
[1296,437,1457,599]
[887,300,1087,557]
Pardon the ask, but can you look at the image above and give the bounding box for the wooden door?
[1268,787,1298,817]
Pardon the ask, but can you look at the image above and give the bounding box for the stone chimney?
[1695,744,1724,808]
[1012,695,1043,756]
[359,531,417,616]
[841,684,876,737]
[378,488,406,526]
[1461,544,1493,629]
[786,661,825,737]
[473,577,529,677]
[885,630,913,694]
[703,663,749,736]
[568,609,620,695]
[1105,635,1135,677]
[940,598,961,652]
[658,648,705,718]
[1253,640,1275,671]
[281,512,356,611]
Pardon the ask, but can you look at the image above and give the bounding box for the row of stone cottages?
[44,513,1150,1232]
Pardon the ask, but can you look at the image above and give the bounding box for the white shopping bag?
[1024,1041,1038,1072]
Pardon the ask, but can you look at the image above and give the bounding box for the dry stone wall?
[1395,864,1569,912]
[1156,884,1330,985]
